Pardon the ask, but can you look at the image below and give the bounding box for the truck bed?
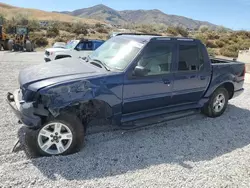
[209,57,245,96]
[211,57,241,64]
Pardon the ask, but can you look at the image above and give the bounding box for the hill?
[57,4,220,30]
[0,2,102,25]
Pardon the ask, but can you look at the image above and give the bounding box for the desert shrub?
[59,22,73,33]
[0,14,6,24]
[151,24,168,33]
[11,13,29,25]
[230,35,239,43]
[75,34,87,40]
[96,27,109,34]
[207,48,217,57]
[215,40,225,48]
[175,26,189,37]
[205,40,218,48]
[220,44,240,57]
[193,34,207,44]
[28,19,40,32]
[136,24,155,34]
[199,25,209,33]
[206,32,220,40]
[29,31,45,39]
[54,36,67,43]
[71,22,88,35]
[47,26,59,37]
[33,37,48,47]
[216,26,228,33]
[166,26,178,36]
[240,40,250,50]
[219,36,230,44]
[235,31,250,39]
[95,23,103,28]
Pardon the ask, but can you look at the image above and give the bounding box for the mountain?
[56,4,127,25]
[58,4,219,30]
[0,2,102,25]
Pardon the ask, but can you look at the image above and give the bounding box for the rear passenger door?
[172,41,211,105]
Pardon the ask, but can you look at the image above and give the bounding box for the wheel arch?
[205,81,234,99]
[57,99,113,130]
[222,82,234,99]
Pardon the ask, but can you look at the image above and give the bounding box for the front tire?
[202,87,229,118]
[24,113,84,158]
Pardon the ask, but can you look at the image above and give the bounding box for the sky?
[1,0,250,30]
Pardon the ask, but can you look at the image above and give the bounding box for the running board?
[121,103,201,123]
[121,109,199,130]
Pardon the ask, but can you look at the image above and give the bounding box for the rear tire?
[24,113,85,158]
[8,40,13,51]
[3,40,9,50]
[25,40,32,52]
[202,87,229,118]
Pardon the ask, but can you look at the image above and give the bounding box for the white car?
[52,42,66,48]
[44,39,104,62]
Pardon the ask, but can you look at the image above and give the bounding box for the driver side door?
[122,40,176,114]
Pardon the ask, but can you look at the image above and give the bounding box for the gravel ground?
[1,51,250,188]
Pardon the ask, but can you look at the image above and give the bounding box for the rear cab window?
[178,42,204,72]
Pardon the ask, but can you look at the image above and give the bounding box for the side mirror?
[133,66,148,77]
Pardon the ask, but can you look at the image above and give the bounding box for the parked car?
[52,42,66,49]
[7,34,245,157]
[44,39,105,62]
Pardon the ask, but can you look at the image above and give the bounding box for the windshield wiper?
[90,59,110,71]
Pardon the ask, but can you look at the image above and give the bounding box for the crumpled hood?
[19,58,105,90]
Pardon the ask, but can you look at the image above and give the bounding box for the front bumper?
[44,57,51,62]
[7,90,41,128]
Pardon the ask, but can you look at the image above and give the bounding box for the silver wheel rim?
[37,122,73,155]
[213,93,226,113]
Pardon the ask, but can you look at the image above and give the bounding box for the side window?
[178,44,204,71]
[75,42,84,51]
[76,42,93,51]
[138,42,173,76]
[94,42,103,50]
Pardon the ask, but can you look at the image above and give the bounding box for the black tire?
[202,87,229,118]
[3,40,9,50]
[24,113,85,158]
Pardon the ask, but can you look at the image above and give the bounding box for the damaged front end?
[6,89,49,129]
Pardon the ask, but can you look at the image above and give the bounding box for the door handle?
[200,76,206,80]
[163,79,171,85]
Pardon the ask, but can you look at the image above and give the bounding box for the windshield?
[65,40,79,49]
[90,37,144,70]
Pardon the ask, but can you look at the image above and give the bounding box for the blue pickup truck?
[7,34,245,157]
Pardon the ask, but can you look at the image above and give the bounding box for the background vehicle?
[12,26,35,52]
[7,34,245,157]
[0,24,11,50]
[0,25,34,52]
[44,39,105,62]
[52,42,66,49]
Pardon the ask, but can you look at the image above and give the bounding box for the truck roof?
[117,34,198,44]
